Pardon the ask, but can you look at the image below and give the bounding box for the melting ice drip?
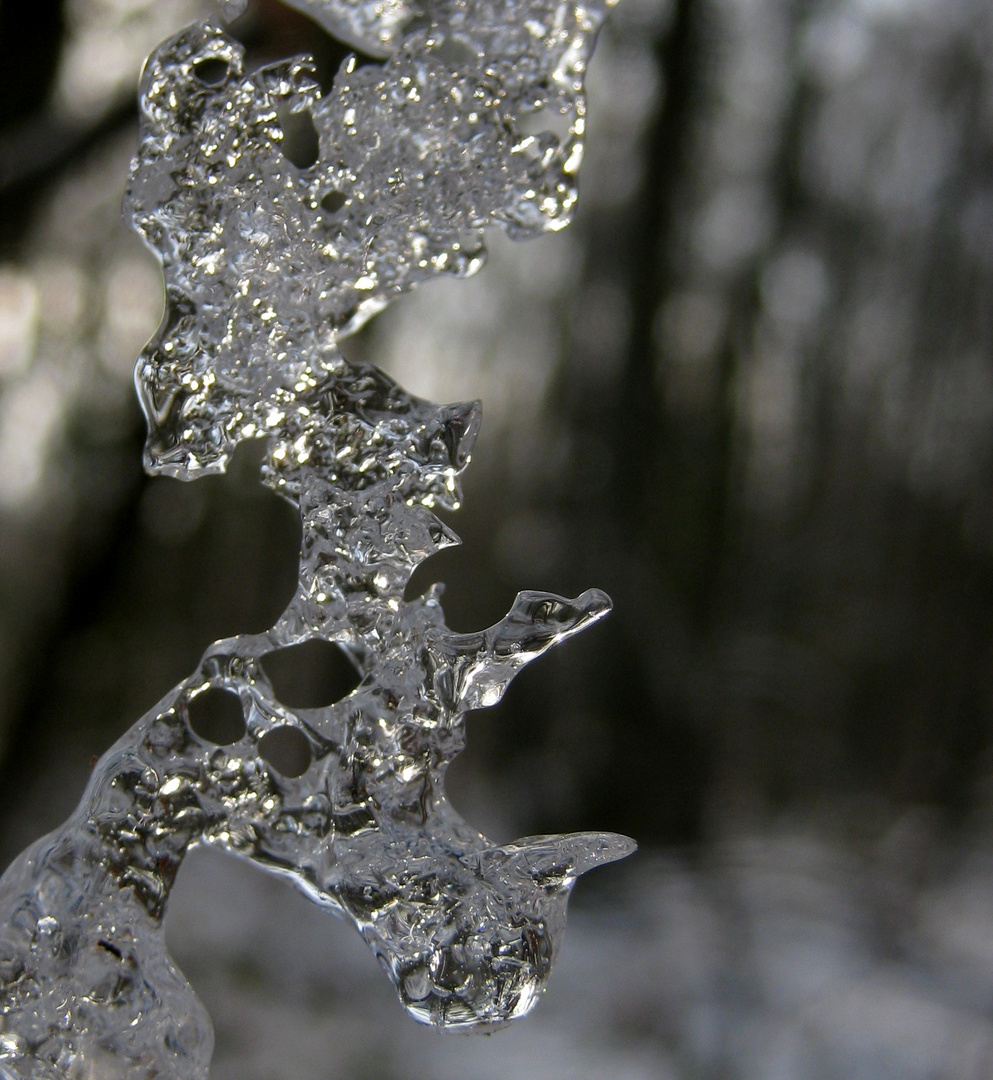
[0,1,634,1075]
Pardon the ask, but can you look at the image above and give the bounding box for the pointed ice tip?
[425,511,461,551]
[547,831,637,877]
[442,399,482,469]
[580,588,613,621]
[508,588,613,635]
[501,831,637,886]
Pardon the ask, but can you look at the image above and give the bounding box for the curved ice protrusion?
[482,831,640,886]
[438,589,613,709]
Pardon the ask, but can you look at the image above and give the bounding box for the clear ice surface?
[0,1,634,1076]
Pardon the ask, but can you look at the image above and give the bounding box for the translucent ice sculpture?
[0,2,634,1076]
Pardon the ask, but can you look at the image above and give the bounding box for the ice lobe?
[0,2,633,1077]
[128,1,608,478]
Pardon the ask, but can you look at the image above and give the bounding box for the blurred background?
[3,0,993,1075]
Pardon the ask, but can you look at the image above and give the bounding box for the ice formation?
[0,1,633,1076]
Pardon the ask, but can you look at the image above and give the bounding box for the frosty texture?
[0,3,632,1077]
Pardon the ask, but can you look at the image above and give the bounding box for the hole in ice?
[320,190,347,215]
[259,725,313,778]
[192,57,230,86]
[432,35,477,68]
[276,103,320,169]
[165,846,384,1025]
[518,106,572,143]
[260,639,361,709]
[188,686,246,745]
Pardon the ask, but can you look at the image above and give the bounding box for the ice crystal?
[0,1,633,1076]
